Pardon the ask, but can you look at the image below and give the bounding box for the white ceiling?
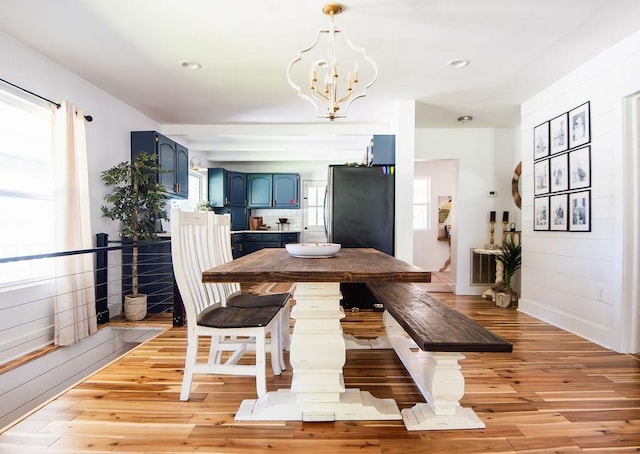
[1,0,639,161]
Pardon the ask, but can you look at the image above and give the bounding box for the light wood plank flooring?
[1,289,639,453]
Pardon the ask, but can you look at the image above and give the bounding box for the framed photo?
[534,121,550,160]
[534,159,549,195]
[569,101,590,149]
[534,196,549,231]
[550,113,569,154]
[569,190,591,231]
[550,153,568,193]
[550,194,568,231]
[569,145,591,189]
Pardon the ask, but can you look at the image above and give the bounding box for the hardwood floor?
[1,290,639,453]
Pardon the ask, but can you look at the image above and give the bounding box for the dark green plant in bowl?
[495,238,522,291]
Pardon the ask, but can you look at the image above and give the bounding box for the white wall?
[520,31,640,352]
[0,30,159,321]
[414,128,519,294]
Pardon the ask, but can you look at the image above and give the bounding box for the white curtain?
[53,101,97,345]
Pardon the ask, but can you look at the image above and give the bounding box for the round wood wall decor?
[512,161,522,208]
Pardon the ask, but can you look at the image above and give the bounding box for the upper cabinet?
[131,131,188,198]
[247,174,273,208]
[227,171,247,206]
[248,173,299,208]
[273,173,299,208]
[208,168,247,207]
[369,134,396,166]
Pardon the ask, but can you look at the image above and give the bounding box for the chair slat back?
[171,210,224,321]
[210,214,241,297]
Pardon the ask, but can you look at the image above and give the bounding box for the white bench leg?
[383,311,486,431]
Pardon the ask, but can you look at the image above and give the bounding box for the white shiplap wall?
[520,31,640,352]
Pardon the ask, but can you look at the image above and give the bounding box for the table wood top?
[202,248,432,284]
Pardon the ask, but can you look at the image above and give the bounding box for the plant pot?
[124,294,147,321]
[495,292,512,308]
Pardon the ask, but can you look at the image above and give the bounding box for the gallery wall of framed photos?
[533,101,591,232]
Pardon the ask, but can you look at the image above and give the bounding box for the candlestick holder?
[501,221,509,243]
[488,221,496,248]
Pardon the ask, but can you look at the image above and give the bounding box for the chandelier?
[286,3,377,121]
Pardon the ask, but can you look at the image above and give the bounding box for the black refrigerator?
[325,165,395,309]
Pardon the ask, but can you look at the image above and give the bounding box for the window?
[305,184,325,227]
[0,87,55,285]
[413,177,431,230]
[188,171,206,204]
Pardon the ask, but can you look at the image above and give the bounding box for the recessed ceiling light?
[447,59,470,69]
[457,115,473,124]
[181,61,202,70]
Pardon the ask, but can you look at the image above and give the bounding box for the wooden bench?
[367,282,513,431]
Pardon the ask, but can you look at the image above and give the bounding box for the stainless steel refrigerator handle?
[323,184,329,239]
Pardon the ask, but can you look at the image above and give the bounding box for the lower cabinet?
[231,233,245,259]
[235,232,299,257]
[121,238,184,326]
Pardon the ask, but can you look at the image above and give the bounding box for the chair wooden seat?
[198,304,281,329]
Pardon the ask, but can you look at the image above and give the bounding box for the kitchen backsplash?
[251,208,302,231]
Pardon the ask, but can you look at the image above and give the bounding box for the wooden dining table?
[202,247,431,422]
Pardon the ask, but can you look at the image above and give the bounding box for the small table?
[202,248,431,422]
[473,248,503,299]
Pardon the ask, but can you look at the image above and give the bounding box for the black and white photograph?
[534,196,549,231]
[569,190,591,231]
[534,159,549,195]
[534,121,550,159]
[550,153,568,193]
[550,112,568,154]
[569,102,590,149]
[569,145,591,189]
[550,194,568,231]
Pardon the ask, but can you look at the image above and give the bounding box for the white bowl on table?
[285,243,341,258]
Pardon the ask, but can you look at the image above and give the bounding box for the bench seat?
[367,282,512,353]
[367,282,513,431]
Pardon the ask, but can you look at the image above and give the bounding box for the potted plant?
[493,238,522,307]
[101,152,170,320]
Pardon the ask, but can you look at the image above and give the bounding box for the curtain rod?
[0,77,93,122]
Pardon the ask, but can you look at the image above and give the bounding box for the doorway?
[413,160,457,292]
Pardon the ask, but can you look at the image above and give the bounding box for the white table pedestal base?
[402,403,485,430]
[234,282,402,422]
[383,311,486,431]
[235,388,401,421]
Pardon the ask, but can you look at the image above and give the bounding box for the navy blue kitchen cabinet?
[131,131,188,198]
[369,134,396,166]
[208,168,248,230]
[122,238,174,314]
[235,232,299,257]
[247,173,273,208]
[228,171,246,206]
[248,173,299,208]
[273,173,300,208]
[208,168,246,207]
[231,233,245,259]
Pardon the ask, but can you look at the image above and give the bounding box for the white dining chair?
[171,209,288,400]
[209,213,291,357]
